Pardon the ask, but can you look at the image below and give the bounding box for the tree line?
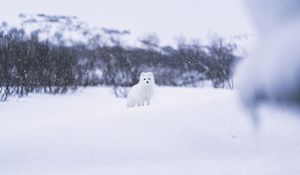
[0,21,240,100]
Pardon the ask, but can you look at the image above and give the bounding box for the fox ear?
[147,72,153,76]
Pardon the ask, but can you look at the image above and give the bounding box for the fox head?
[139,72,155,86]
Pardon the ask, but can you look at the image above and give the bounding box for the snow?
[235,0,300,113]
[17,14,135,47]
[1,87,300,175]
[0,0,255,46]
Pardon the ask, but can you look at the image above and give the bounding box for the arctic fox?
[127,72,155,108]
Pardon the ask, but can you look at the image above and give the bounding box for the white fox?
[127,72,155,108]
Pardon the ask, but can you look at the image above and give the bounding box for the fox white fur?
[127,72,155,108]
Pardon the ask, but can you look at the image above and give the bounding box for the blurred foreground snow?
[236,0,300,113]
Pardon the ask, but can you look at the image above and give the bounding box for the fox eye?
[148,78,150,80]
[144,78,146,80]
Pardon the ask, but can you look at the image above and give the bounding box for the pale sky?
[0,0,255,45]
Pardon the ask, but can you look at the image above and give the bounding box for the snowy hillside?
[16,14,134,47]
[2,14,255,51]
[0,87,299,175]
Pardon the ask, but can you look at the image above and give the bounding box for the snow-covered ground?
[0,87,300,175]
